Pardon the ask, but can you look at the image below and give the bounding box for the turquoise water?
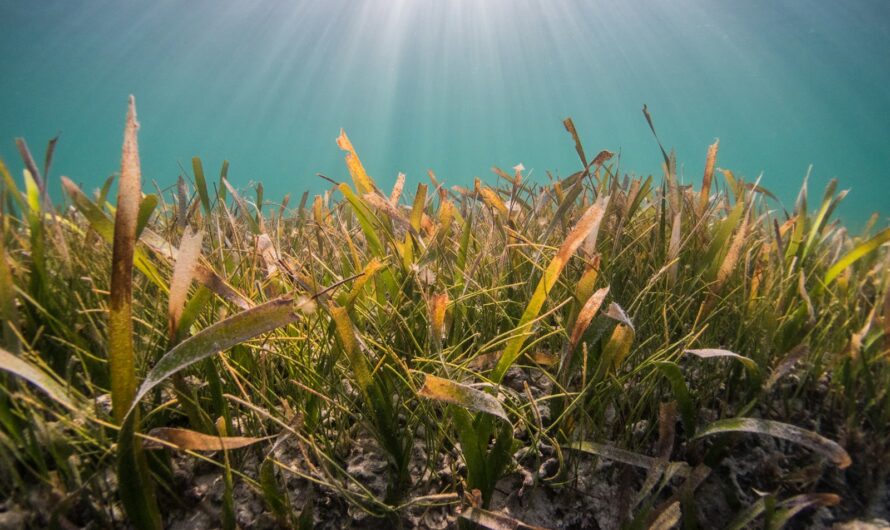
[1,0,889,224]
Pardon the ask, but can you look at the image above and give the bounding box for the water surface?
[1,0,888,223]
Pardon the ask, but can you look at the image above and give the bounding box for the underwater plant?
[0,99,888,529]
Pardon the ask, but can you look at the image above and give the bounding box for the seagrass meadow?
[1,97,889,529]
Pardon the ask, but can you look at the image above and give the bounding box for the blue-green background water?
[2,0,889,223]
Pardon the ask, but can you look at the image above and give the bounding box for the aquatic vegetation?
[0,100,889,529]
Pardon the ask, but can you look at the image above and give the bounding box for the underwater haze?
[1,0,889,224]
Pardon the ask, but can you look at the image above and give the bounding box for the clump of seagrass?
[0,104,888,530]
